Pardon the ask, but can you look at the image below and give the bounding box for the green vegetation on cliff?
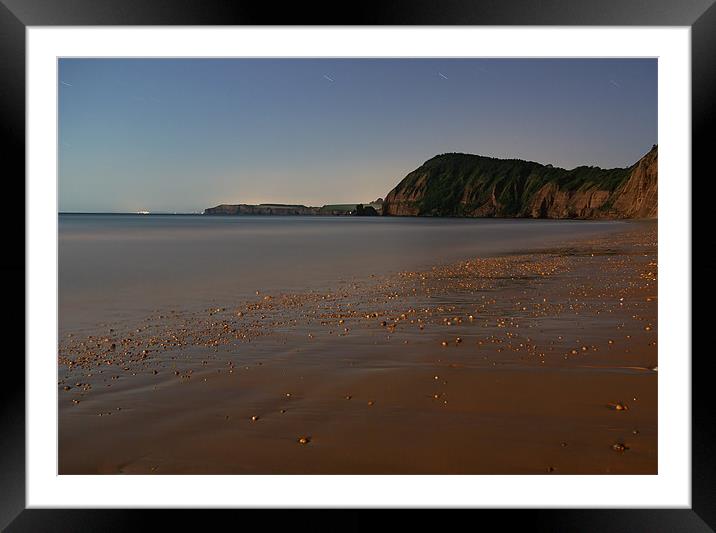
[382,146,657,219]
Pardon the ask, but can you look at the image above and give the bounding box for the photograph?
[57,57,658,475]
[0,0,708,524]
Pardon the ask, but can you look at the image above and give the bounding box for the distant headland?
[204,200,384,217]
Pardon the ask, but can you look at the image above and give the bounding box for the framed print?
[3,0,712,530]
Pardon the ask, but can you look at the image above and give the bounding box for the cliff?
[382,146,657,219]
[204,202,382,216]
[610,146,658,218]
[204,204,321,216]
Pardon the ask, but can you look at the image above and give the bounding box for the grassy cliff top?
[392,152,637,216]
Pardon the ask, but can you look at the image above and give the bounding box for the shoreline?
[58,217,633,335]
[58,221,657,474]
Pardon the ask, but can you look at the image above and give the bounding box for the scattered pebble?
[56,226,656,475]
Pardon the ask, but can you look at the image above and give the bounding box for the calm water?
[59,214,627,333]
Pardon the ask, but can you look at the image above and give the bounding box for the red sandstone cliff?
[382,146,657,219]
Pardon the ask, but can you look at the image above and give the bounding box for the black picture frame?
[3,1,712,530]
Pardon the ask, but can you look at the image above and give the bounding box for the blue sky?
[58,58,657,213]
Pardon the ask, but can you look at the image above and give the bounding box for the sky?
[58,58,657,213]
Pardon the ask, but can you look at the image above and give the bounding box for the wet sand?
[58,221,657,474]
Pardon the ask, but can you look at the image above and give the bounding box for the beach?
[58,218,657,474]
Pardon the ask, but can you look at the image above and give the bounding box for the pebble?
[297,436,311,445]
